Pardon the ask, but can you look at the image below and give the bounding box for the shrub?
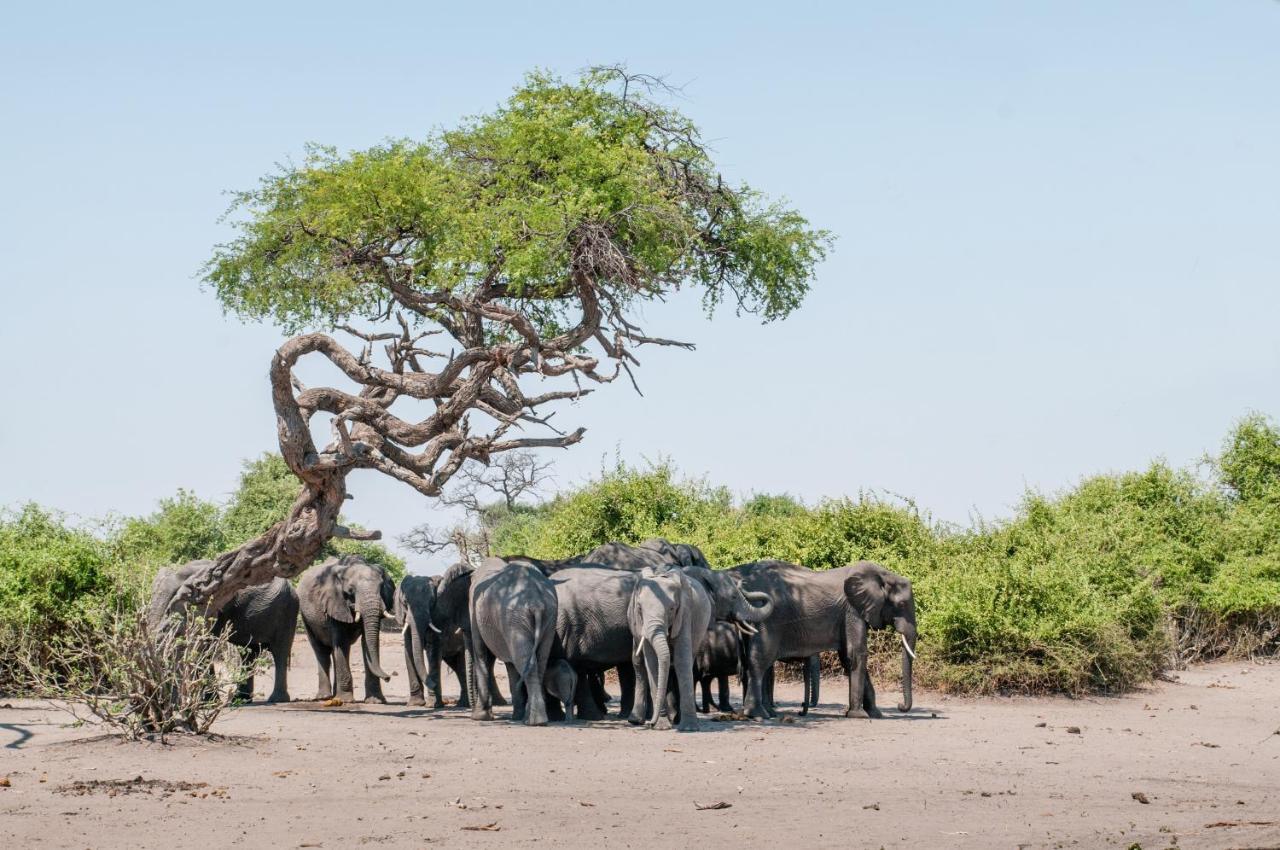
[16,605,248,739]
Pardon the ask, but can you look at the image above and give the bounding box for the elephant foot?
[626,712,645,726]
[335,690,356,703]
[650,716,673,731]
[471,708,495,722]
[407,694,426,707]
[677,718,701,733]
[867,706,884,719]
[364,694,387,705]
[491,692,508,707]
[844,707,870,719]
[266,691,290,704]
[313,692,334,702]
[524,711,549,727]
[576,703,607,722]
[431,699,447,709]
[717,702,734,713]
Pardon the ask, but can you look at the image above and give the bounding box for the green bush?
[0,505,122,692]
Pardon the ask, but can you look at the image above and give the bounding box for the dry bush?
[17,607,248,740]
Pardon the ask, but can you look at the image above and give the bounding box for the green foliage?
[204,68,830,333]
[0,505,120,692]
[1217,412,1280,503]
[492,417,1280,695]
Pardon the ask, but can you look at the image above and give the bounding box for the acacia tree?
[168,68,830,614]
[401,451,553,564]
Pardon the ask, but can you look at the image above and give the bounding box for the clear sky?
[2,1,1277,573]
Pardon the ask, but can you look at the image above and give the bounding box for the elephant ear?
[436,561,475,598]
[845,563,888,628]
[315,560,357,623]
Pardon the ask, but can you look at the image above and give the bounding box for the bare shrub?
[17,607,248,740]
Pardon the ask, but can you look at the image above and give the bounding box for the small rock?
[862,802,879,810]
[0,777,10,788]
[1066,726,1081,734]
[1132,791,1150,805]
[1035,722,1047,728]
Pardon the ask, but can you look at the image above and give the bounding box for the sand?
[2,634,1278,849]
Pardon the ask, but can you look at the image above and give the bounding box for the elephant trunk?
[359,589,390,681]
[896,620,916,713]
[409,616,432,691]
[647,624,671,724]
[733,590,773,624]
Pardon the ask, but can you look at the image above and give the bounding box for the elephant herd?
[149,540,918,732]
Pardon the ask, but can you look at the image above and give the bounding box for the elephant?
[147,562,298,704]
[732,560,916,720]
[547,562,773,721]
[394,575,446,707]
[467,557,562,726]
[580,539,709,572]
[298,555,395,703]
[694,620,740,713]
[428,562,508,708]
[627,565,713,731]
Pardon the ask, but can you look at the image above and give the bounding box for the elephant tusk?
[402,620,410,636]
[635,635,647,658]
[900,633,916,660]
[428,622,442,634]
[737,620,758,636]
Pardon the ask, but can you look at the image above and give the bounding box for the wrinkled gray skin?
[425,564,506,708]
[394,575,444,707]
[548,561,772,721]
[298,556,395,703]
[147,562,298,703]
[465,558,561,726]
[581,539,709,572]
[694,620,743,713]
[627,566,712,731]
[732,560,916,719]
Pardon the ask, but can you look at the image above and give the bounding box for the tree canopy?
[168,68,828,613]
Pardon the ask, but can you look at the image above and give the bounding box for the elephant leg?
[267,637,291,703]
[235,647,258,703]
[488,665,508,707]
[862,667,882,718]
[403,629,425,707]
[307,626,334,701]
[506,661,526,722]
[445,653,467,708]
[716,675,733,713]
[470,633,495,722]
[573,670,607,721]
[522,658,550,728]
[589,670,611,712]
[699,676,712,713]
[844,614,870,719]
[673,634,700,732]
[741,634,773,720]
[617,663,636,718]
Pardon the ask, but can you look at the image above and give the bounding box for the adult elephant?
[469,557,565,725]
[732,560,916,720]
[628,565,712,731]
[428,562,507,708]
[298,555,394,703]
[148,563,298,703]
[549,562,772,720]
[581,539,709,572]
[395,575,446,707]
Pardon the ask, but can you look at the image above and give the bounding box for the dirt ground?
[2,634,1278,849]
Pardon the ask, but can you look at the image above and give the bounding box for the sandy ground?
[2,635,1279,850]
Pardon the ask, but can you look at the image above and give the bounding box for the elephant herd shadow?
[260,695,948,731]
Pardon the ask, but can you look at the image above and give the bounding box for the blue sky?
[2,1,1277,571]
